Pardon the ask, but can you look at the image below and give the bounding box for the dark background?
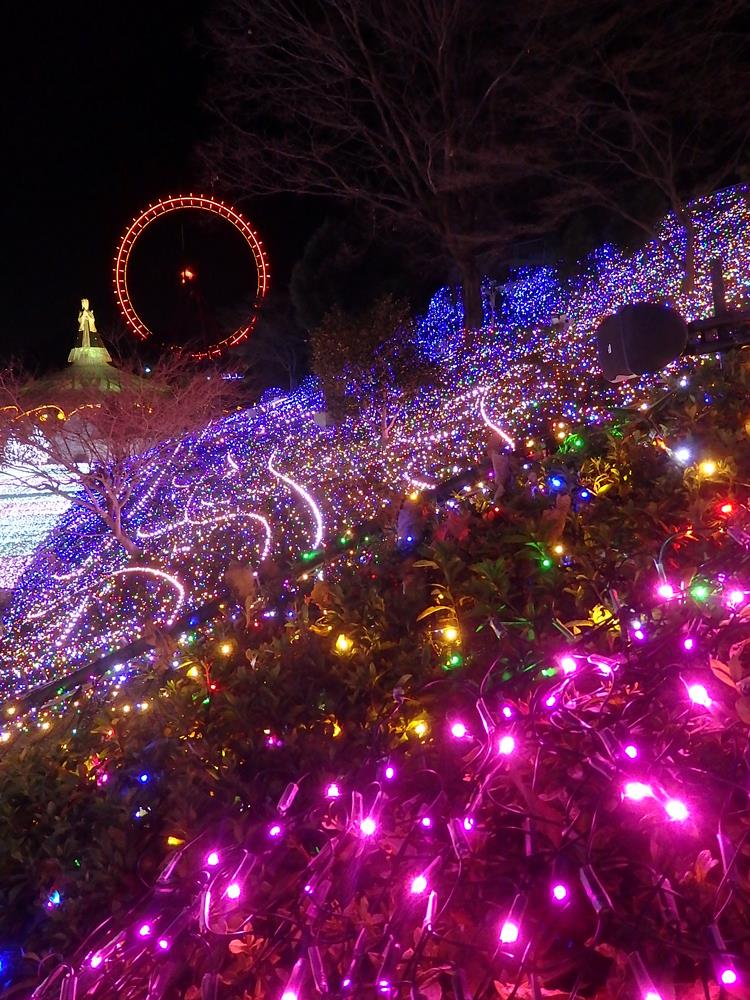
[0,1,318,370]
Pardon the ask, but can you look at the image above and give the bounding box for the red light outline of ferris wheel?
[113,194,270,360]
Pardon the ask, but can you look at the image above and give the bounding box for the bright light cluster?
[2,185,750,714]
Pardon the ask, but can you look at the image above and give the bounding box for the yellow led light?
[167,835,185,847]
[218,641,233,656]
[553,544,564,555]
[699,460,717,476]
[335,633,353,654]
[414,720,428,738]
[442,625,459,643]
[187,665,200,679]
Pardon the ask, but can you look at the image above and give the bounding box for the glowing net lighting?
[3,185,750,704]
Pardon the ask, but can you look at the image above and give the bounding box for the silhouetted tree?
[202,0,568,331]
[537,0,750,289]
[310,295,430,441]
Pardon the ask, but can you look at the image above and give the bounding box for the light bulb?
[688,683,712,708]
[664,798,689,822]
[551,882,569,902]
[226,882,241,900]
[326,782,340,798]
[498,734,515,755]
[499,919,520,944]
[206,850,219,867]
[623,781,653,801]
[560,655,577,674]
[451,722,467,739]
[360,817,377,836]
[410,874,428,894]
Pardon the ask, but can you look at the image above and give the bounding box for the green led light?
[541,667,556,677]
[541,557,553,569]
[443,652,464,670]
[301,550,318,561]
[690,582,710,602]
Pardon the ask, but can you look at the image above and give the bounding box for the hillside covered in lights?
[3,186,750,703]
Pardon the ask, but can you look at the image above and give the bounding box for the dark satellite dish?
[595,260,750,382]
[596,303,688,382]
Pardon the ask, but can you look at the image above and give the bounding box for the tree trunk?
[675,203,696,296]
[459,257,483,331]
[109,501,140,556]
[380,389,391,444]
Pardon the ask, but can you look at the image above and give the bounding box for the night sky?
[1,1,314,370]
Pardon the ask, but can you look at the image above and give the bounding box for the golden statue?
[68,298,112,365]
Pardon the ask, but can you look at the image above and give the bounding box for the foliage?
[7,357,750,996]
[310,294,432,439]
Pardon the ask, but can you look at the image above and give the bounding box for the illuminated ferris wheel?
[113,194,270,360]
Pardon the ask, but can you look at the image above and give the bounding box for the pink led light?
[498,734,516,755]
[688,683,712,708]
[90,954,103,969]
[157,937,169,951]
[451,721,467,739]
[560,655,577,674]
[384,765,395,780]
[360,816,377,836]
[624,744,638,759]
[634,628,645,641]
[410,874,428,894]
[501,705,513,719]
[720,968,738,986]
[551,882,569,902]
[281,991,299,1000]
[421,816,432,828]
[644,992,663,1000]
[205,850,219,867]
[269,823,282,838]
[656,582,675,600]
[683,637,695,651]
[226,882,241,900]
[623,781,654,802]
[499,919,520,944]
[325,782,341,798]
[727,588,745,607]
[138,922,152,938]
[664,798,689,822]
[463,816,474,832]
[545,694,557,708]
